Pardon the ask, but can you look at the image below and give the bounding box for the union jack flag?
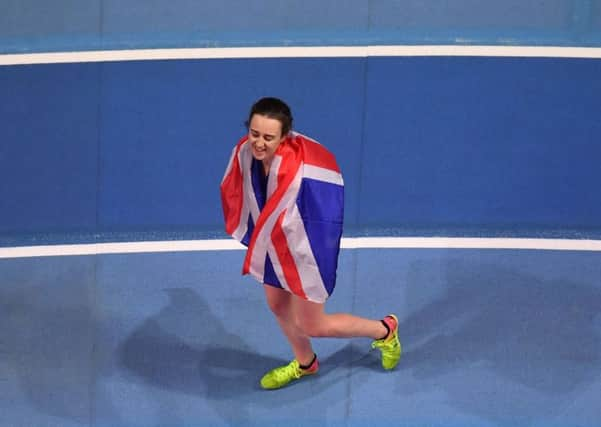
[220,132,344,303]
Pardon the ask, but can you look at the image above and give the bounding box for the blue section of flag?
[297,178,344,295]
[241,159,268,247]
[251,158,268,210]
[263,253,282,288]
[241,216,253,247]
[297,177,344,223]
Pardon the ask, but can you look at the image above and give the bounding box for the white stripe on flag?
[241,143,261,224]
[283,203,329,303]
[248,163,303,284]
[267,155,281,199]
[303,164,343,186]
[262,156,292,291]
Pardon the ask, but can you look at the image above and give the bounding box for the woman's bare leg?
[264,285,392,361]
[263,284,315,366]
[261,285,400,389]
[292,297,389,340]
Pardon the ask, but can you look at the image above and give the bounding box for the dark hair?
[245,97,293,135]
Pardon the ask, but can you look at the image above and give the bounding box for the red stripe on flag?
[271,210,307,299]
[301,138,340,172]
[220,143,244,235]
[243,140,302,274]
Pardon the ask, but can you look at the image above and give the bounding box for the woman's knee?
[296,317,329,337]
[264,285,291,318]
[294,299,330,337]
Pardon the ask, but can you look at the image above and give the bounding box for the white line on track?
[1,237,601,259]
[2,45,601,66]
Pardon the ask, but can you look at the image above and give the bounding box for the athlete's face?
[248,114,286,165]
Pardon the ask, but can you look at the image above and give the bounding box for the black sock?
[380,319,391,340]
[299,353,317,370]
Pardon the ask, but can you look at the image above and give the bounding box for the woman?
[221,97,401,390]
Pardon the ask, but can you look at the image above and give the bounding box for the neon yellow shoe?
[260,358,319,390]
[371,314,402,370]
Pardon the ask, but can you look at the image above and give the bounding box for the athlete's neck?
[262,159,271,176]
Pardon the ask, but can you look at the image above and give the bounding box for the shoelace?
[275,361,302,381]
[372,334,398,349]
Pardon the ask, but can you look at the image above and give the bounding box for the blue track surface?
[1,248,600,426]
